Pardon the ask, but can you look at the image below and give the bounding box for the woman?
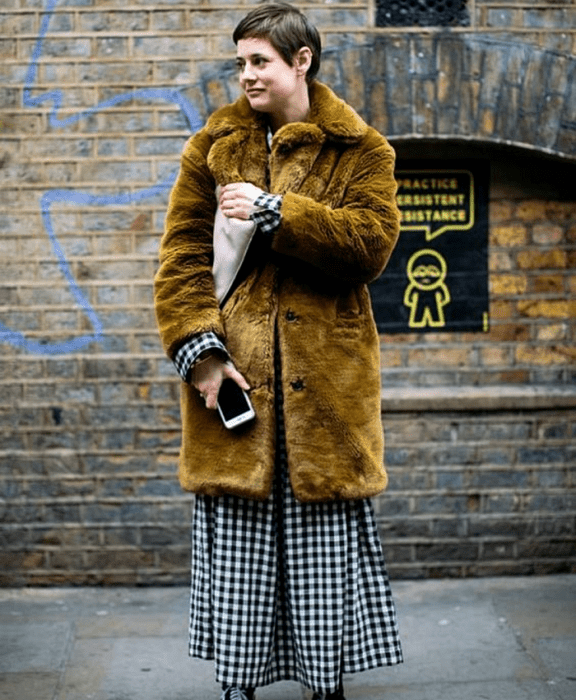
[154,3,403,699]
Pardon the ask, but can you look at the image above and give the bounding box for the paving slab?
[534,638,576,700]
[0,672,61,700]
[0,575,574,700]
[0,622,73,674]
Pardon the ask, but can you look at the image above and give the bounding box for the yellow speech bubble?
[396,170,475,241]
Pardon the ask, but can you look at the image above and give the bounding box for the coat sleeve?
[272,132,400,284]
[154,131,224,359]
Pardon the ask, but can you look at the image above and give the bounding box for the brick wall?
[381,405,576,578]
[1,0,575,585]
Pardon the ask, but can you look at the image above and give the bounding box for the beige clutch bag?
[212,185,257,304]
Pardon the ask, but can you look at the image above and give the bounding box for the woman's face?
[235,37,305,116]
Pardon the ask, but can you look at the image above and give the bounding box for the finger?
[222,183,259,203]
[204,386,220,410]
[218,192,232,209]
[218,189,232,208]
[220,184,241,203]
[199,376,223,409]
[222,182,243,193]
[223,363,251,391]
[221,202,250,221]
[227,210,250,221]
[219,195,244,217]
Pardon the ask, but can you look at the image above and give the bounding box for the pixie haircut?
[233,2,322,83]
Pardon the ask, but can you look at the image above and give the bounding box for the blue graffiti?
[1,0,202,355]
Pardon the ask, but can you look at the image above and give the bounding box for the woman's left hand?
[192,355,250,411]
[219,182,263,220]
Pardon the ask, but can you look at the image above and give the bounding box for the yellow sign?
[370,161,489,334]
[396,171,475,241]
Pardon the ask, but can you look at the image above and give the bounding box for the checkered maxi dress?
[188,352,403,695]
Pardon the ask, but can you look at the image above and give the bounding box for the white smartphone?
[217,378,256,429]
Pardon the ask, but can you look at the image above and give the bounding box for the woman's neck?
[269,86,310,133]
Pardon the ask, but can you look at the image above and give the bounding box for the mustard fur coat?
[154,81,400,503]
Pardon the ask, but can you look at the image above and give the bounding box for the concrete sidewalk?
[0,575,575,700]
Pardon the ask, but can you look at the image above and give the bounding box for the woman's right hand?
[191,355,250,410]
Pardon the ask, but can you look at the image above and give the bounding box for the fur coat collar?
[204,81,369,191]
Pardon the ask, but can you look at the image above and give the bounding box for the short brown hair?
[233,2,321,83]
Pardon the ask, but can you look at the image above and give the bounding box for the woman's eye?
[235,57,267,72]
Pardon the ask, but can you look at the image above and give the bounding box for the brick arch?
[320,34,576,162]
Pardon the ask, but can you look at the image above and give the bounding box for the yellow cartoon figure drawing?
[404,249,451,328]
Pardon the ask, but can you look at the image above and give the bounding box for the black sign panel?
[370,160,490,333]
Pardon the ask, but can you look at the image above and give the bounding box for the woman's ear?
[294,46,313,77]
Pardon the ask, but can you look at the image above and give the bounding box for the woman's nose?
[240,64,255,83]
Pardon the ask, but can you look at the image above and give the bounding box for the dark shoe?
[221,686,256,700]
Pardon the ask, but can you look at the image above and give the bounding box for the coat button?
[285,310,297,321]
[290,378,304,391]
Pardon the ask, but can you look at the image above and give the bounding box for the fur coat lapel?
[206,106,269,188]
[205,81,368,194]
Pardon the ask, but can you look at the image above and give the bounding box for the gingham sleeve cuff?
[173,332,228,383]
[251,192,282,235]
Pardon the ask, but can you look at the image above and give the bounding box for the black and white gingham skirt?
[189,358,403,694]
